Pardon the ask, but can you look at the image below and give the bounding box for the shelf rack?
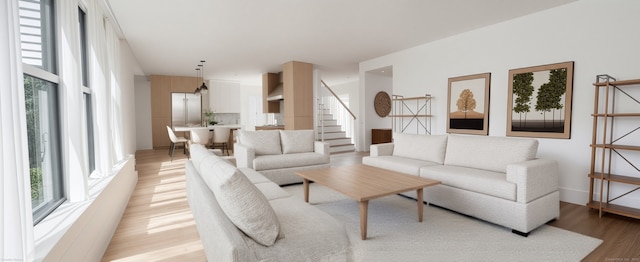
[389,95,432,135]
[587,74,640,219]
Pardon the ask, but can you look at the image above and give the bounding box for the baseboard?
[559,187,640,209]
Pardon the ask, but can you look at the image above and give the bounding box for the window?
[83,93,95,174]
[19,0,56,74]
[20,0,64,224]
[24,75,65,225]
[79,7,95,174]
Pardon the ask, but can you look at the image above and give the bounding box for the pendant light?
[194,67,201,96]
[199,60,208,94]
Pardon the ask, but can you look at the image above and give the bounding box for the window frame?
[78,6,95,175]
[19,0,66,225]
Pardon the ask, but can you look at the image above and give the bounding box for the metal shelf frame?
[389,95,432,135]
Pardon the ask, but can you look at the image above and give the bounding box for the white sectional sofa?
[186,144,350,261]
[234,129,331,185]
[362,133,560,236]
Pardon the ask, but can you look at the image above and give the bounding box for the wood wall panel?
[150,75,171,118]
[152,117,171,149]
[150,74,200,149]
[171,76,198,93]
[283,61,313,130]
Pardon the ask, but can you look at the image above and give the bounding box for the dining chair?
[190,129,211,147]
[167,126,189,161]
[190,129,223,156]
[211,126,231,156]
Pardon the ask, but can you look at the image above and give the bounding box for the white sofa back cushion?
[238,130,282,155]
[199,155,281,246]
[189,144,210,173]
[280,130,314,154]
[444,135,538,173]
[392,133,448,164]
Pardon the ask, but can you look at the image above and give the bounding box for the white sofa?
[362,133,560,236]
[186,144,350,261]
[234,129,331,185]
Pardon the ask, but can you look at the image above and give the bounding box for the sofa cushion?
[444,135,538,173]
[189,144,211,173]
[239,167,271,184]
[254,182,291,201]
[199,155,281,246]
[253,153,328,171]
[420,165,517,201]
[362,155,439,176]
[246,196,349,261]
[392,133,448,164]
[280,130,315,154]
[238,130,282,155]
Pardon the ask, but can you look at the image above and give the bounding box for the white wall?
[360,0,640,206]
[359,72,392,151]
[134,75,152,150]
[119,41,142,154]
[330,80,360,120]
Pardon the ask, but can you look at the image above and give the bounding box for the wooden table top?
[295,164,440,202]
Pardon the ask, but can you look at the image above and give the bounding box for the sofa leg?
[511,229,529,237]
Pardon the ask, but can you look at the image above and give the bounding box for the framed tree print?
[507,61,574,139]
[447,73,491,135]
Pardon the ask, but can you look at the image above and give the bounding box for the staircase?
[317,110,355,154]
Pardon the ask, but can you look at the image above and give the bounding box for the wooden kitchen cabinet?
[262,73,280,113]
[210,80,241,113]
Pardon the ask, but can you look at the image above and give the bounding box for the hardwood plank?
[103,150,640,261]
[101,152,206,261]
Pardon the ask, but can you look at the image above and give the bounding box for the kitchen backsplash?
[265,113,284,126]
[213,113,239,125]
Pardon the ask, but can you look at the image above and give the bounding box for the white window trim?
[22,63,59,83]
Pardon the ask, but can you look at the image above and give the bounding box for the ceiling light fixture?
[193,60,208,95]
[194,67,201,96]
[199,60,208,94]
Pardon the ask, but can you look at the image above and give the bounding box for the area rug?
[282,184,602,262]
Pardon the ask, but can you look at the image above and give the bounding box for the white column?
[0,0,35,261]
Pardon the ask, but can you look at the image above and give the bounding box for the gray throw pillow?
[199,155,281,246]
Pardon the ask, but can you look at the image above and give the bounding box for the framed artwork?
[507,61,574,139]
[447,73,491,135]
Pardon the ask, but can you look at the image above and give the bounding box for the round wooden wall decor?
[374,91,391,117]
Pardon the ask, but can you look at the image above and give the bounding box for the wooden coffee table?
[295,164,440,240]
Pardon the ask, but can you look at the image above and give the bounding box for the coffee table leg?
[417,188,424,222]
[303,179,310,203]
[359,200,369,240]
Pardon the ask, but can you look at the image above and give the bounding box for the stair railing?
[318,80,356,145]
[321,80,356,120]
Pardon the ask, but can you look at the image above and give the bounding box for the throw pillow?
[199,155,281,246]
[280,130,314,154]
[238,130,282,155]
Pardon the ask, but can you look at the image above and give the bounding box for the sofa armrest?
[370,143,394,157]
[314,141,330,163]
[506,158,559,204]
[233,143,255,168]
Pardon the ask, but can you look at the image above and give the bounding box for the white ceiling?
[107,0,575,85]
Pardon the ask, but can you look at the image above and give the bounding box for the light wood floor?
[102,149,640,261]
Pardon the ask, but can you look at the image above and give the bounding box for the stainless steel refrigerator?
[171,92,202,127]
